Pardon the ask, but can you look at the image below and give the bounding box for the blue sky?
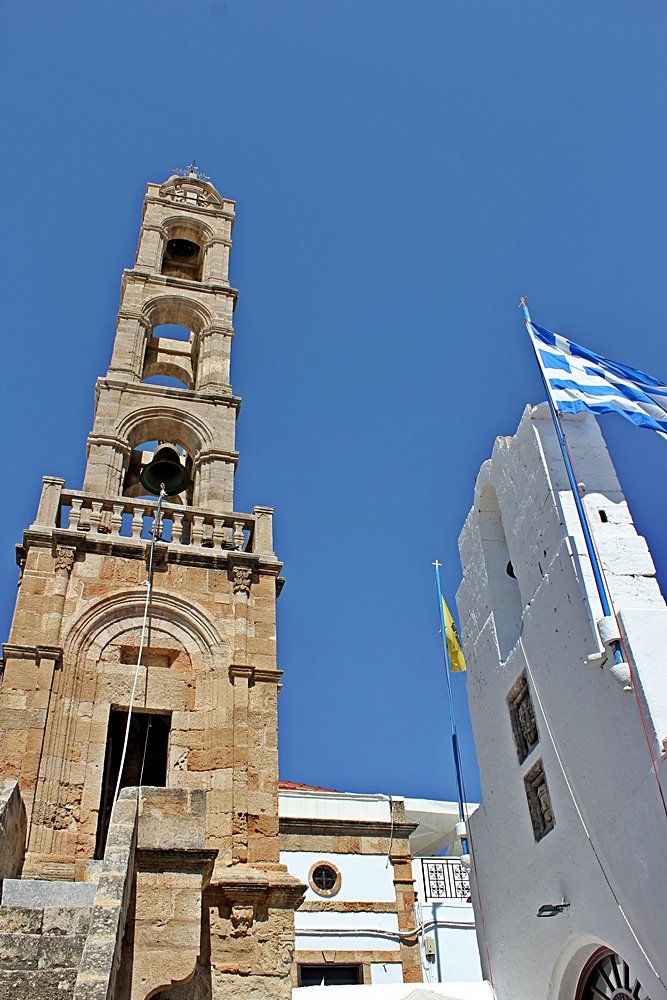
[1,1,666,804]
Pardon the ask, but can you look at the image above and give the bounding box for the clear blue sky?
[2,1,666,804]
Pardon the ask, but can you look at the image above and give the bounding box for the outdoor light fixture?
[536,900,570,918]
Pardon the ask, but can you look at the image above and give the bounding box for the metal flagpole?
[520,298,625,669]
[433,560,469,854]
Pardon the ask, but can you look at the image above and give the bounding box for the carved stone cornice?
[278,817,418,841]
[86,433,133,457]
[206,869,306,908]
[136,848,217,886]
[2,643,62,664]
[229,664,283,685]
[229,664,253,680]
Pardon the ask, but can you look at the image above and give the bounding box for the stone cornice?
[206,869,306,907]
[95,378,242,410]
[136,848,217,885]
[20,527,282,575]
[121,268,239,300]
[278,817,418,840]
[145,194,236,222]
[299,901,398,913]
[229,664,283,685]
[2,643,62,663]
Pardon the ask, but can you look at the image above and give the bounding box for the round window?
[308,861,341,897]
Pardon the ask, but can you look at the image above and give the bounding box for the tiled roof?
[278,780,339,793]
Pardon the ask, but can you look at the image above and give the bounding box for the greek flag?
[528,322,667,440]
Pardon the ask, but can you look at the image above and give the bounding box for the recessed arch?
[161,214,215,247]
[64,588,229,669]
[476,477,523,661]
[142,294,212,336]
[117,406,214,457]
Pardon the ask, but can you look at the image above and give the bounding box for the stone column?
[229,563,253,865]
[389,800,421,983]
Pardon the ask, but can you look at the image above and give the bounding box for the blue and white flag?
[528,322,667,440]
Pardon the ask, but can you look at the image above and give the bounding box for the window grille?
[422,859,470,901]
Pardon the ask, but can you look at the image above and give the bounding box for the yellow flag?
[442,596,466,672]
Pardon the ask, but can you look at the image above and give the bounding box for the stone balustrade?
[30,479,275,555]
[60,489,256,551]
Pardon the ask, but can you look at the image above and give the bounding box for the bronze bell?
[139,444,190,497]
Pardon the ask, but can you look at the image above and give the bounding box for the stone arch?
[475,474,523,661]
[161,214,215,248]
[159,216,214,283]
[118,406,214,457]
[118,408,213,503]
[142,356,193,389]
[64,588,229,669]
[142,294,212,336]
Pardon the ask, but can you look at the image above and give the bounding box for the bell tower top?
[81,170,242,510]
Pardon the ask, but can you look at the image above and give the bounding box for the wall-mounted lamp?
[536,900,569,918]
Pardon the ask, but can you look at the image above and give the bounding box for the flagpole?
[520,298,625,669]
[433,560,469,855]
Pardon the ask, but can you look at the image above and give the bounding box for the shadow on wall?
[0,779,27,879]
[478,482,522,661]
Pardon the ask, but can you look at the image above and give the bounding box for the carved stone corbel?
[54,546,77,576]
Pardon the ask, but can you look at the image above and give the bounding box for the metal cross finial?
[174,160,211,182]
[432,560,442,570]
[519,296,527,310]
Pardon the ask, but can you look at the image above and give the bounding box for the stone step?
[0,967,78,1000]
[1,878,96,909]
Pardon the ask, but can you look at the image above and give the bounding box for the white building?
[278,783,483,992]
[456,404,667,1000]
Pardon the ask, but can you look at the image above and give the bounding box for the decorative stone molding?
[232,565,253,596]
[54,545,77,576]
[2,643,62,665]
[508,672,539,764]
[523,758,555,841]
[230,904,254,937]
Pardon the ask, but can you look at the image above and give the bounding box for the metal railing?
[421,858,470,901]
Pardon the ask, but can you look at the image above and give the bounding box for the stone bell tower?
[0,170,304,999]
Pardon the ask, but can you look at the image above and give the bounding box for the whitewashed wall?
[457,405,667,1000]
[412,858,482,983]
[281,851,397,904]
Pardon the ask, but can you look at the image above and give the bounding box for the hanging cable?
[520,636,667,992]
[112,488,165,808]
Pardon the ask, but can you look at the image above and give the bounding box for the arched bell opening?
[123,440,194,509]
[159,217,212,283]
[161,237,202,281]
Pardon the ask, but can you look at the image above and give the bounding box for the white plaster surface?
[456,406,667,1000]
[418,903,482,984]
[279,790,392,822]
[370,962,404,984]
[293,910,400,951]
[292,983,494,1000]
[281,851,397,903]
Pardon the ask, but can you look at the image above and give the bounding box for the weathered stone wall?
[0,902,91,1000]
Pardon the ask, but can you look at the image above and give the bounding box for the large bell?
[139,444,191,497]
